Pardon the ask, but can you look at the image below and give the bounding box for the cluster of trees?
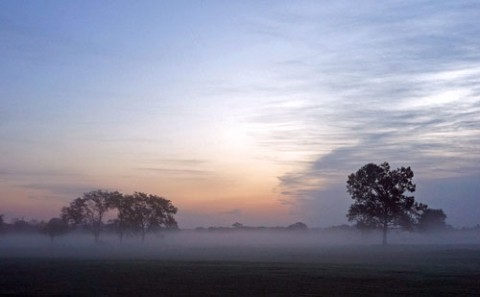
[0,190,178,243]
[61,190,178,242]
[346,162,448,244]
[0,217,69,242]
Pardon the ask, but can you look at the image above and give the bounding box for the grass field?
[1,243,479,296]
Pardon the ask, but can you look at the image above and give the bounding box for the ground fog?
[1,229,479,262]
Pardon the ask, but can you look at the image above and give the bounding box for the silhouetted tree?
[287,222,308,231]
[44,217,69,242]
[108,193,136,242]
[126,192,178,242]
[417,208,447,232]
[232,222,244,228]
[12,218,28,232]
[0,214,4,234]
[346,162,417,245]
[11,218,39,233]
[61,190,121,242]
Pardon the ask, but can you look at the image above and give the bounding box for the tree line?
[0,190,179,243]
[0,162,458,245]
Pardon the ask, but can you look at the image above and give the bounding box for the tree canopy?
[43,217,69,242]
[416,208,447,232]
[61,190,178,242]
[346,162,419,244]
[112,192,178,242]
[61,190,121,242]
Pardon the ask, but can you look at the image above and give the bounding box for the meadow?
[1,232,479,296]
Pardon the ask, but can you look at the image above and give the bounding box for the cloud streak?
[135,167,212,180]
[239,1,480,226]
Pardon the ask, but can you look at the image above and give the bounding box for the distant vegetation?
[44,218,69,242]
[196,221,309,232]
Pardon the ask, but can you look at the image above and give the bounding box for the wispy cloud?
[239,1,480,225]
[219,208,242,216]
[146,159,210,167]
[18,182,99,198]
[136,167,212,179]
[19,183,93,197]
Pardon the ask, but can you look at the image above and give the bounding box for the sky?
[1,0,479,228]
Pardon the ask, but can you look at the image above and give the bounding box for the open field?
[0,256,478,297]
[1,237,479,296]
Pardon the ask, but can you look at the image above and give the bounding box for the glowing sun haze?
[1,1,479,228]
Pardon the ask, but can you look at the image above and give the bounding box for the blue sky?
[1,1,479,228]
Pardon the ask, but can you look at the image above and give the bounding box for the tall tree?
[61,190,121,242]
[346,162,417,245]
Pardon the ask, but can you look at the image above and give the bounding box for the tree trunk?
[94,230,100,243]
[382,223,388,245]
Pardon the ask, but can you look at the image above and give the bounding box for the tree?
[416,208,447,232]
[287,222,308,231]
[61,190,121,242]
[232,222,244,228]
[11,218,39,233]
[0,214,4,234]
[346,162,417,245]
[44,217,69,242]
[108,193,136,242]
[126,192,178,242]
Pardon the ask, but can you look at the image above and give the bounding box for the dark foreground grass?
[1,246,479,296]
